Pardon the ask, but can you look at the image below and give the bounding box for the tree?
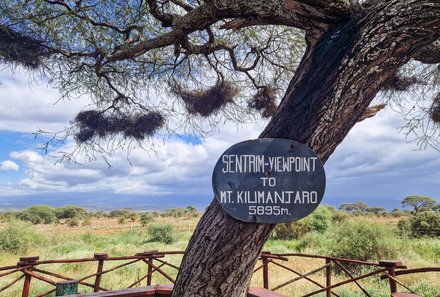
[1,1,439,296]
[17,205,56,224]
[402,196,437,213]
[366,207,386,215]
[339,201,368,213]
[55,206,87,220]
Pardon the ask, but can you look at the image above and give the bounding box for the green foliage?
[305,206,333,233]
[109,209,130,218]
[332,211,350,223]
[67,218,80,227]
[0,221,46,254]
[82,218,92,226]
[397,218,411,237]
[339,201,368,214]
[140,212,154,226]
[272,221,308,240]
[366,207,387,215]
[55,205,87,220]
[409,212,440,237]
[118,217,127,225]
[127,212,138,222]
[0,211,17,222]
[402,196,436,213]
[109,209,137,222]
[147,224,175,244]
[272,206,332,240]
[326,221,398,263]
[159,207,200,219]
[17,205,56,224]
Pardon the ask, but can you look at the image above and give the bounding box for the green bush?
[67,218,80,227]
[272,221,308,240]
[332,211,350,223]
[82,218,92,226]
[140,212,154,226]
[109,209,130,218]
[17,205,56,224]
[0,221,46,254]
[118,217,127,224]
[147,224,175,244]
[326,221,398,265]
[409,212,440,237]
[55,206,87,220]
[397,218,411,237]
[305,206,333,233]
[272,206,332,240]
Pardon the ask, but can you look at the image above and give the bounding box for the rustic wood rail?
[0,251,438,296]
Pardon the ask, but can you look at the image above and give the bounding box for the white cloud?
[0,68,89,133]
[0,66,438,208]
[0,160,19,172]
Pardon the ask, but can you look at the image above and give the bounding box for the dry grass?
[1,215,439,296]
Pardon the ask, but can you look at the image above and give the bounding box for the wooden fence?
[0,251,438,296]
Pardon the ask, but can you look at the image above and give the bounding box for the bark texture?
[173,1,440,296]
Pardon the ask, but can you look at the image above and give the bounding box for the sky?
[0,67,438,211]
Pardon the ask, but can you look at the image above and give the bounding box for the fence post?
[147,254,154,286]
[379,260,404,294]
[18,256,39,297]
[94,253,108,292]
[136,250,158,286]
[55,280,78,296]
[262,252,270,290]
[325,258,332,297]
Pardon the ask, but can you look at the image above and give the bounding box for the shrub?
[17,205,56,224]
[109,209,130,218]
[0,221,46,254]
[140,212,154,226]
[67,218,80,227]
[55,206,87,220]
[272,221,308,240]
[409,212,440,237]
[326,221,398,271]
[82,218,92,226]
[147,224,175,244]
[397,218,411,237]
[332,211,350,223]
[305,206,333,233]
[118,217,127,224]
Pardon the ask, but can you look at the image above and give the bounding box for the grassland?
[0,210,439,297]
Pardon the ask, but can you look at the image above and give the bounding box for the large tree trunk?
[172,1,440,296]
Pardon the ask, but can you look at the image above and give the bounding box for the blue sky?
[0,68,438,211]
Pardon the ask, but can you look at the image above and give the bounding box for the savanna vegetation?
[2,0,439,295]
[0,200,439,297]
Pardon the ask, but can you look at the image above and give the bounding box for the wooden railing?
[256,253,417,296]
[0,251,438,296]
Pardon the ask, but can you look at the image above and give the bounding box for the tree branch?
[357,104,387,122]
[106,0,356,62]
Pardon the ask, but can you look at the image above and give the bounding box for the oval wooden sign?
[212,138,326,223]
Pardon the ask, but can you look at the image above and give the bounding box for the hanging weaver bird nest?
[382,73,420,92]
[248,86,278,118]
[430,93,440,124]
[0,26,51,68]
[170,80,238,117]
[74,110,164,143]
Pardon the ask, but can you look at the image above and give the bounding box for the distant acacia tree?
[366,207,387,215]
[402,196,437,213]
[1,0,439,296]
[339,201,368,213]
